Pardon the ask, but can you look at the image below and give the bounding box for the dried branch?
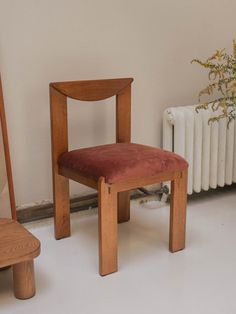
[192,40,236,124]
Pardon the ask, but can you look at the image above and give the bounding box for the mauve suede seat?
[59,143,188,184]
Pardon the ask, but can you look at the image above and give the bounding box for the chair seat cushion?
[59,143,188,184]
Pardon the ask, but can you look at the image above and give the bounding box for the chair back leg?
[53,174,70,239]
[169,168,188,252]
[118,191,130,223]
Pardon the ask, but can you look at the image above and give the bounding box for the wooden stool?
[0,219,40,299]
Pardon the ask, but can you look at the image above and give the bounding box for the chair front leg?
[98,178,118,276]
[53,172,70,239]
[118,191,130,223]
[169,169,188,252]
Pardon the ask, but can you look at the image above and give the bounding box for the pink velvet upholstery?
[59,143,188,184]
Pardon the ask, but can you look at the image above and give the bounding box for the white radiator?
[163,105,236,194]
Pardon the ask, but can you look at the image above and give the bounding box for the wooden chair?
[50,78,188,276]
[0,219,40,299]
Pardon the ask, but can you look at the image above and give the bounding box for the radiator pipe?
[137,185,169,196]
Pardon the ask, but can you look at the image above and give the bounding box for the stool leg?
[13,260,36,299]
[98,178,118,276]
[118,191,130,223]
[169,169,188,252]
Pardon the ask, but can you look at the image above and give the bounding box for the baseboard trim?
[17,191,143,224]
[16,193,98,223]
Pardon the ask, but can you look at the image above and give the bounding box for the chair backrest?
[50,78,134,165]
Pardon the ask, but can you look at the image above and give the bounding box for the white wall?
[0,0,235,206]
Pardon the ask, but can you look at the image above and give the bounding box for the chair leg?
[13,260,35,299]
[53,173,70,239]
[169,169,188,252]
[118,191,130,223]
[0,266,11,271]
[98,178,118,276]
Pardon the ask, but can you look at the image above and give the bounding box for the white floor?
[1,188,236,314]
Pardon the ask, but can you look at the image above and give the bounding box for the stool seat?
[59,142,188,184]
[0,219,40,268]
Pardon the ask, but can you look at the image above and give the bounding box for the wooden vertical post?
[13,260,35,299]
[117,191,130,223]
[116,84,131,143]
[0,75,16,220]
[98,178,118,276]
[116,84,132,222]
[50,86,70,239]
[169,169,188,252]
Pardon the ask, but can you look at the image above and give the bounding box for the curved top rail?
[50,78,133,101]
